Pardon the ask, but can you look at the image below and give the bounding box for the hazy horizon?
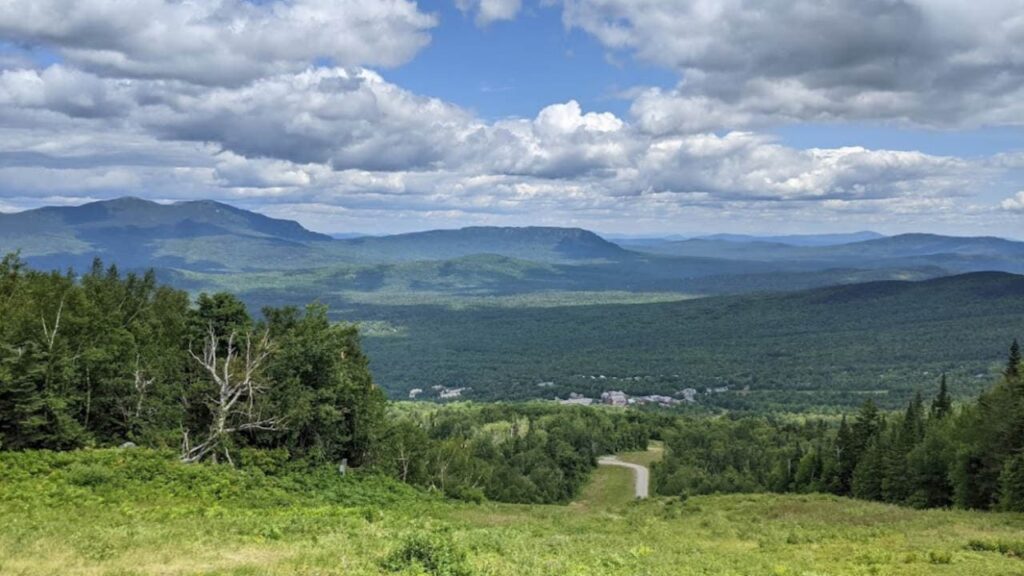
[6,195,1024,242]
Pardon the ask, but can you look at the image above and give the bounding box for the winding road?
[597,456,650,499]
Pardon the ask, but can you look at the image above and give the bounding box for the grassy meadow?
[3,449,1024,575]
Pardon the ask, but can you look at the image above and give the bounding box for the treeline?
[654,342,1024,511]
[0,254,384,465]
[372,403,652,503]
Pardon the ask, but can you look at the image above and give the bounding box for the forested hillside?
[357,272,1024,407]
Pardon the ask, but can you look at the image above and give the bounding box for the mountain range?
[3,197,1024,299]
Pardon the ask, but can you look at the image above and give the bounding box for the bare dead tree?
[117,354,155,433]
[181,324,282,464]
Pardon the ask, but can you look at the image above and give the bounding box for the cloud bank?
[0,0,1021,235]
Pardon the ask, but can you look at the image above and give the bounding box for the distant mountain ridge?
[698,231,885,246]
[0,197,336,271]
[4,197,1024,297]
[0,197,331,242]
[0,197,630,272]
[634,232,1024,274]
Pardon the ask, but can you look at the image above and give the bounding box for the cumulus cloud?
[562,0,1024,131]
[1002,192,1024,212]
[0,60,990,228]
[0,0,436,85]
[456,0,524,25]
[0,65,135,118]
[142,67,474,170]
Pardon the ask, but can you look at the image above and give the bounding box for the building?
[558,392,594,406]
[600,390,628,407]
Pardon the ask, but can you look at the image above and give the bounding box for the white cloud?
[1002,192,1024,212]
[562,0,1024,131]
[456,0,524,26]
[0,0,437,85]
[0,62,989,228]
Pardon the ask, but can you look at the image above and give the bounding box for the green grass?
[574,466,636,510]
[3,449,1024,575]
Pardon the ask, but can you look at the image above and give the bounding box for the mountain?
[0,197,334,272]
[633,233,1024,274]
[699,231,885,246]
[332,226,629,263]
[5,197,1024,301]
[0,198,632,272]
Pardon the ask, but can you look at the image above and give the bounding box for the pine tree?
[834,414,855,495]
[884,393,925,503]
[998,452,1024,512]
[852,436,886,501]
[1008,339,1022,381]
[931,374,952,420]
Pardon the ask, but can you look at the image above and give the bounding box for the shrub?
[381,530,473,576]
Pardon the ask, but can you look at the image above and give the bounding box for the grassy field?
[3,449,1024,575]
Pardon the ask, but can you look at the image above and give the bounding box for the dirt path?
[597,456,650,499]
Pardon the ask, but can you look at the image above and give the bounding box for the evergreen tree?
[906,425,954,508]
[834,414,856,495]
[852,436,886,501]
[1008,339,1021,381]
[930,374,952,420]
[998,452,1024,512]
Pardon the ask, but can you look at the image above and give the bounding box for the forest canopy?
[0,253,384,466]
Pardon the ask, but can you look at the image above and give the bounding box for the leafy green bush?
[382,530,473,576]
[966,539,1024,559]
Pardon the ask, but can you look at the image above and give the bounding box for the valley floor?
[2,450,1024,575]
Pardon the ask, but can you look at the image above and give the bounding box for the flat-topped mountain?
[335,226,628,263]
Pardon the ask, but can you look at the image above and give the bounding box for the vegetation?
[652,344,1024,512]
[3,449,1024,575]
[5,249,1024,574]
[0,254,650,504]
[355,272,1024,408]
[373,403,650,503]
[0,252,383,466]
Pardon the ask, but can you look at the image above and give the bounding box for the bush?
[966,539,1024,559]
[381,530,473,576]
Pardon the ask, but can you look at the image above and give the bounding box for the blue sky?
[388,1,676,120]
[0,0,1022,236]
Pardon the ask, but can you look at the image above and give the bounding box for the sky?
[0,0,1022,237]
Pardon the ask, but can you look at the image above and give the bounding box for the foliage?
[3,450,1024,575]
[0,254,384,466]
[350,272,1024,409]
[381,530,472,576]
[652,342,1024,513]
[369,403,652,504]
